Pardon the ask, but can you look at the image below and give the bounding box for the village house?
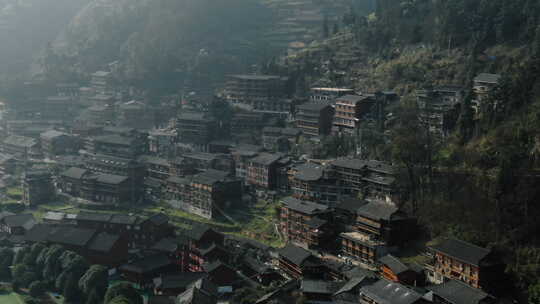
[22,170,55,206]
[231,144,264,181]
[416,86,464,140]
[262,127,301,152]
[310,87,355,102]
[0,213,36,235]
[151,237,190,272]
[473,73,501,102]
[300,280,344,303]
[74,212,173,249]
[120,253,176,287]
[426,279,496,304]
[185,226,225,273]
[288,162,341,206]
[176,112,216,152]
[246,152,288,190]
[427,238,505,291]
[359,279,427,304]
[26,225,128,267]
[230,112,265,134]
[224,74,288,105]
[1,135,38,159]
[85,133,147,159]
[165,169,242,219]
[333,94,375,134]
[154,273,207,296]
[280,196,333,250]
[277,243,324,279]
[40,130,79,157]
[378,254,421,286]
[295,102,334,137]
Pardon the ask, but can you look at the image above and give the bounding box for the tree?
[64,273,81,303]
[79,265,108,298]
[29,281,46,298]
[86,288,104,304]
[104,283,142,304]
[108,295,132,304]
[530,281,540,304]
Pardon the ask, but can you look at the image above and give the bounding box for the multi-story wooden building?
[176,112,215,151]
[225,74,287,103]
[186,226,225,273]
[40,130,78,157]
[277,243,323,279]
[246,152,287,190]
[22,170,55,206]
[289,162,340,206]
[231,145,263,181]
[333,94,374,134]
[378,254,419,286]
[295,102,334,137]
[428,238,505,290]
[280,197,332,250]
[85,134,147,159]
[473,73,501,102]
[165,170,242,219]
[416,86,464,140]
[340,231,388,266]
[1,135,38,159]
[359,279,426,304]
[74,212,173,249]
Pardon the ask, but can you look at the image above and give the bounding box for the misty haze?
[0,0,538,303]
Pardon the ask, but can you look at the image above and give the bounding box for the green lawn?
[0,292,25,304]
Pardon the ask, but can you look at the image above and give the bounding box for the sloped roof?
[61,167,88,179]
[301,280,344,294]
[40,130,67,140]
[76,212,112,222]
[110,214,139,225]
[250,152,282,166]
[95,173,128,185]
[279,243,313,266]
[151,238,179,253]
[430,239,491,266]
[157,273,207,290]
[120,254,172,274]
[4,214,35,229]
[87,233,121,252]
[294,163,325,181]
[379,255,410,275]
[336,196,367,213]
[360,279,422,304]
[427,279,493,304]
[47,227,96,247]
[3,135,36,148]
[282,197,329,215]
[25,224,54,243]
[356,200,398,221]
[331,158,368,170]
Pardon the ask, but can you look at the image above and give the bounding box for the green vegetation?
[0,292,25,304]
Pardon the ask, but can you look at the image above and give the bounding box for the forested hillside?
[277,0,540,300]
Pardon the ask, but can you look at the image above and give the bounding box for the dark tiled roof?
[360,279,422,304]
[3,214,35,228]
[243,257,270,274]
[200,244,228,257]
[294,163,325,181]
[61,167,88,179]
[279,243,313,266]
[41,130,67,140]
[192,170,230,185]
[356,200,398,221]
[427,280,493,304]
[93,134,134,146]
[110,214,139,225]
[305,217,327,229]
[187,278,218,297]
[282,197,329,215]
[95,173,129,185]
[3,135,36,148]
[334,277,373,296]
[366,160,395,174]
[336,196,367,213]
[336,94,367,104]
[331,158,368,170]
[341,266,378,280]
[152,238,179,253]
[47,227,96,247]
[146,213,169,226]
[88,233,121,252]
[25,224,54,243]
[379,255,410,275]
[203,261,234,274]
[176,286,216,304]
[474,73,501,84]
[250,152,282,166]
[76,212,113,222]
[120,254,172,274]
[301,280,344,294]
[190,225,213,241]
[297,102,332,112]
[157,273,207,290]
[430,239,491,266]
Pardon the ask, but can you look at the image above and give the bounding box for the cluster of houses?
[0,205,504,304]
[0,68,508,303]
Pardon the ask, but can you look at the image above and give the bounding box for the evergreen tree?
[64,273,81,303]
